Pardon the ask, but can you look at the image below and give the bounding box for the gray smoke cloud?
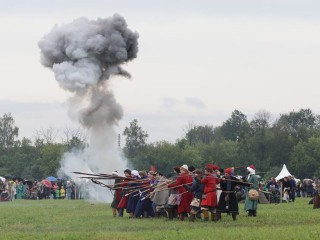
[38,14,138,202]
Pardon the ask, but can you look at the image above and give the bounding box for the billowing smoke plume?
[38,14,139,202]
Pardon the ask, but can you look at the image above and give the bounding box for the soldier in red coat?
[167,164,193,221]
[111,171,122,217]
[117,169,132,217]
[201,167,220,221]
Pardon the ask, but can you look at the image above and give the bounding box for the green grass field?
[0,198,319,240]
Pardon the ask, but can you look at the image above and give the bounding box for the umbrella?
[23,180,33,186]
[47,176,58,182]
[42,179,52,188]
[4,174,14,179]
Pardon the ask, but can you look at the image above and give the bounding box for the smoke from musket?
[38,14,139,202]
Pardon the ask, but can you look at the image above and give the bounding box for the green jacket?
[244,174,259,211]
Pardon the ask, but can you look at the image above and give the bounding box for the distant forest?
[1,108,320,180]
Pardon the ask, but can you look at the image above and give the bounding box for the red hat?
[212,165,220,171]
[206,164,214,170]
[224,168,232,175]
[249,165,255,170]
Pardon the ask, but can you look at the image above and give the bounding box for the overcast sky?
[1,0,320,143]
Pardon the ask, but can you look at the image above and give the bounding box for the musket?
[220,178,253,185]
[145,181,193,195]
[89,179,138,190]
[73,171,136,181]
[131,178,176,197]
[72,171,113,177]
[140,179,180,200]
[259,189,272,194]
[233,165,245,169]
[131,184,157,197]
[90,179,111,188]
[79,176,119,180]
[106,179,145,187]
[110,184,143,191]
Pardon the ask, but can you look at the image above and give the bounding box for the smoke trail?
[38,14,139,202]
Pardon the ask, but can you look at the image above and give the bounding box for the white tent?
[275,164,293,181]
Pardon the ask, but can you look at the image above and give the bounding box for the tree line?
[0,113,86,180]
[122,109,320,180]
[1,109,320,180]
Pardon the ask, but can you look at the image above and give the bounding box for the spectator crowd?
[0,177,79,201]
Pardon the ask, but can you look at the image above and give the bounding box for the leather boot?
[190,213,196,222]
[179,213,185,221]
[118,208,124,217]
[173,207,178,219]
[166,208,173,220]
[202,210,209,221]
[215,212,221,221]
[253,210,257,217]
[232,213,237,221]
[248,210,253,217]
[161,210,167,218]
[210,212,216,222]
[112,208,117,217]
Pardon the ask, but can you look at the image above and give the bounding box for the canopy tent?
[275,164,293,181]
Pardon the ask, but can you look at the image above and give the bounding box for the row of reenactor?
[110,164,260,221]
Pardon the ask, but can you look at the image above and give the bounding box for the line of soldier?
[109,163,260,221]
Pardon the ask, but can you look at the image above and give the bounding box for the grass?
[0,198,319,240]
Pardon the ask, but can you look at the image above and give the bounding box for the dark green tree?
[184,123,215,145]
[122,119,148,160]
[290,137,320,178]
[276,108,319,143]
[248,110,272,170]
[219,110,250,142]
